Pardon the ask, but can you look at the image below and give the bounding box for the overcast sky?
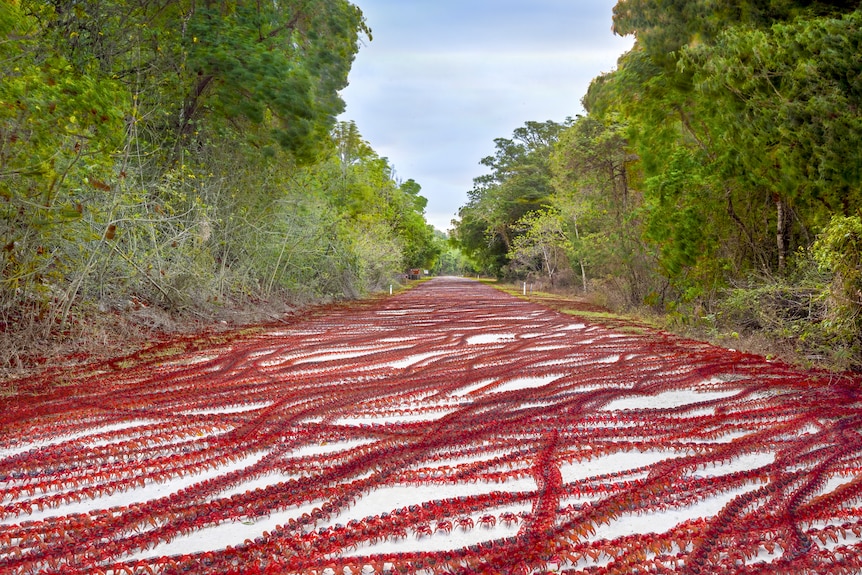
[338,0,634,233]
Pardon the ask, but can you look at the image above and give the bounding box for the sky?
[337,0,635,233]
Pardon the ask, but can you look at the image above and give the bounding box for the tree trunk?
[775,193,787,274]
[725,185,768,272]
[572,216,587,292]
[180,74,215,136]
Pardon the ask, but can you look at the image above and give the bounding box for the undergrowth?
[0,279,421,385]
[0,293,292,382]
[492,275,860,374]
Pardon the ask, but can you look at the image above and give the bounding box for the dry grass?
[0,297,299,383]
[489,280,847,374]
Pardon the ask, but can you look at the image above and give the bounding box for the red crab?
[500,511,519,526]
[457,517,474,531]
[435,520,453,534]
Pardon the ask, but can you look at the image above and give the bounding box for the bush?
[812,215,862,330]
[717,267,859,372]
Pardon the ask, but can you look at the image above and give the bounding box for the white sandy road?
[1,278,860,574]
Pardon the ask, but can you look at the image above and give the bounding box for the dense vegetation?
[454,1,862,370]
[0,0,441,369]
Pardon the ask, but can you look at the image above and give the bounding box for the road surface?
[2,277,861,574]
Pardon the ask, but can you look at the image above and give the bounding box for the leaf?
[89,179,111,191]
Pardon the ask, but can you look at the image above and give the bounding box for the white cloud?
[339,0,635,232]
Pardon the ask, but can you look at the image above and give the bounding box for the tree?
[682,12,862,270]
[393,179,440,270]
[1,0,447,369]
[453,120,571,277]
[582,1,862,310]
[433,232,475,277]
[32,0,367,163]
[328,124,439,272]
[550,116,656,303]
[612,0,856,68]
[1,2,128,326]
[506,209,572,287]
[334,120,374,171]
[179,0,367,161]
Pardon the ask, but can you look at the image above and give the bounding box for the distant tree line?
[453,1,862,370]
[0,0,441,367]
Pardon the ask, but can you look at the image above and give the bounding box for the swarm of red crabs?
[2,278,861,574]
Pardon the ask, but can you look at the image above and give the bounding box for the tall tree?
[681,12,862,271]
[551,116,657,303]
[32,0,368,163]
[585,0,862,300]
[1,0,433,339]
[454,120,570,276]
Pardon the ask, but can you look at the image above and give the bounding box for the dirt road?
[2,277,861,574]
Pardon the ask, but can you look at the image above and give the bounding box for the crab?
[500,511,519,526]
[435,519,453,534]
[413,523,433,538]
[457,517,474,531]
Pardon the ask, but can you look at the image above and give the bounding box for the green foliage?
[641,147,724,300]
[504,1,862,368]
[0,0,440,369]
[717,270,859,371]
[433,237,476,277]
[550,116,659,305]
[182,0,365,161]
[506,209,572,286]
[326,125,439,272]
[1,3,128,327]
[453,120,570,277]
[612,0,856,70]
[812,215,862,335]
[683,12,862,225]
[581,3,862,306]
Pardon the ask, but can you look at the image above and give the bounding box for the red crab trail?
[1,278,862,574]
